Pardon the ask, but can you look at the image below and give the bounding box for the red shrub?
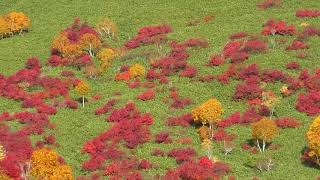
[296,91,320,116]
[296,10,320,18]
[238,64,260,80]
[276,118,301,128]
[169,89,192,109]
[185,38,209,48]
[47,55,63,67]
[213,129,236,142]
[128,79,141,89]
[125,24,172,49]
[242,40,268,53]
[234,78,263,101]
[261,70,287,83]
[166,159,231,179]
[199,75,215,83]
[241,107,262,124]
[286,40,309,51]
[137,89,156,101]
[95,99,118,115]
[217,112,241,128]
[166,113,193,127]
[139,160,152,170]
[151,149,165,157]
[257,0,282,10]
[155,132,172,144]
[168,148,197,163]
[208,55,226,66]
[262,20,296,36]
[179,66,198,78]
[65,100,78,109]
[61,70,75,77]
[286,62,300,70]
[230,32,247,40]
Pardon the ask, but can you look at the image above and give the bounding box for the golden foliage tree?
[52,33,84,59]
[31,148,73,180]
[0,12,30,38]
[97,48,117,73]
[75,81,91,108]
[306,116,320,166]
[4,12,30,33]
[192,99,224,126]
[252,118,279,152]
[129,64,145,79]
[96,18,118,40]
[79,33,102,57]
[192,98,224,140]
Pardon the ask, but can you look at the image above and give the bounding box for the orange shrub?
[0,16,10,36]
[0,172,11,180]
[192,99,224,126]
[31,148,74,180]
[52,33,84,58]
[4,12,30,33]
[50,165,74,180]
[306,116,320,165]
[51,19,102,60]
[198,126,210,141]
[0,12,30,38]
[129,64,145,79]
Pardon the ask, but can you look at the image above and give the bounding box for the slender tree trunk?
[270,107,274,120]
[257,139,262,152]
[262,140,266,152]
[89,44,93,57]
[209,123,213,140]
[82,96,85,108]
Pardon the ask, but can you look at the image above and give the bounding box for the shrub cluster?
[0,12,30,39]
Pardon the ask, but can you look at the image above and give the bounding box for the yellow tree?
[75,81,91,108]
[79,34,102,57]
[306,116,320,166]
[4,12,30,34]
[96,18,119,41]
[192,98,224,139]
[261,91,280,119]
[97,48,117,73]
[129,64,145,79]
[252,118,279,152]
[31,148,73,180]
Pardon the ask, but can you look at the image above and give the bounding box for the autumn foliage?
[192,99,224,126]
[0,12,30,38]
[306,116,320,166]
[252,118,279,152]
[31,148,74,180]
[50,18,101,66]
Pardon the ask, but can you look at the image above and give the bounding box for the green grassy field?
[1,0,320,179]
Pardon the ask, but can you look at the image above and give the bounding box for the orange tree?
[97,48,117,73]
[31,148,73,180]
[129,64,145,79]
[192,98,224,139]
[75,81,91,108]
[306,116,320,166]
[252,118,279,152]
[0,12,30,38]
